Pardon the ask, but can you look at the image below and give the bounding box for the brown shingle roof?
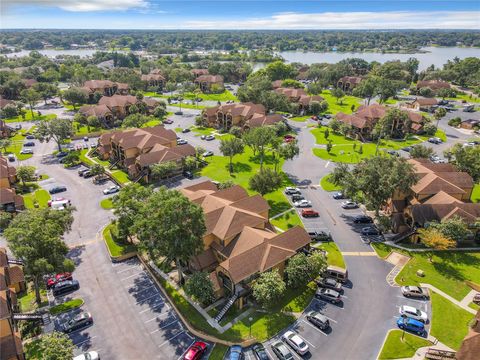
[99,94,138,108]
[7,266,24,286]
[79,104,112,118]
[136,144,195,167]
[83,79,116,90]
[195,75,224,84]
[413,97,438,106]
[247,113,284,128]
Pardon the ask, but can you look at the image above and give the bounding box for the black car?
[353,215,373,224]
[183,170,194,179]
[332,192,345,199]
[26,135,35,139]
[23,141,35,147]
[56,151,68,158]
[291,194,304,202]
[182,128,191,133]
[402,146,412,153]
[174,111,183,115]
[49,186,67,194]
[252,343,270,360]
[62,312,92,333]
[361,226,381,235]
[52,280,80,297]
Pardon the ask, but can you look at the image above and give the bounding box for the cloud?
[183,11,480,30]
[2,0,148,12]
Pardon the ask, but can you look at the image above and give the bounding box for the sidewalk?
[395,337,455,360]
[420,283,477,315]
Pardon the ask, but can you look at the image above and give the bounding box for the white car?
[73,351,99,360]
[294,200,311,208]
[284,187,301,195]
[103,185,120,195]
[20,148,34,154]
[341,201,358,209]
[282,330,309,355]
[399,305,428,323]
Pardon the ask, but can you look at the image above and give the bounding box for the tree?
[326,140,333,153]
[33,82,58,105]
[229,126,242,138]
[184,272,215,306]
[62,151,80,167]
[1,104,18,118]
[4,208,74,304]
[16,165,36,187]
[219,137,244,174]
[89,164,105,176]
[37,118,74,152]
[444,144,480,182]
[122,113,150,128]
[20,88,41,119]
[277,141,300,172]
[150,161,177,180]
[252,269,286,308]
[134,188,206,283]
[87,115,100,130]
[0,138,12,153]
[36,332,74,360]
[112,184,153,241]
[247,126,276,169]
[330,156,418,216]
[153,104,167,119]
[218,180,235,189]
[308,250,328,279]
[417,228,456,262]
[434,107,447,129]
[352,77,379,105]
[331,88,345,104]
[249,168,283,196]
[285,253,311,287]
[377,78,404,104]
[62,87,88,110]
[410,145,435,159]
[183,156,197,172]
[374,108,410,143]
[428,216,472,244]
[263,61,297,80]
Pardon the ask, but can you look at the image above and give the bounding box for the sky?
[1,0,479,30]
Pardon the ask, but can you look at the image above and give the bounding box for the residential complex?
[337,76,363,92]
[0,156,24,213]
[194,74,224,93]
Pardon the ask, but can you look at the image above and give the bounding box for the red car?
[46,272,73,289]
[183,341,208,360]
[302,209,319,218]
[284,135,296,143]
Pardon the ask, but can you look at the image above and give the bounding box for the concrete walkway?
[395,338,455,360]
[420,283,477,315]
[460,289,478,308]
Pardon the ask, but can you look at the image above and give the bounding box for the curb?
[101,224,137,263]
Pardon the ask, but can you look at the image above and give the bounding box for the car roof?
[407,317,424,327]
[402,305,418,312]
[407,286,422,291]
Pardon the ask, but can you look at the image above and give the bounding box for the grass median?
[378,330,432,359]
[49,298,84,315]
[103,223,136,257]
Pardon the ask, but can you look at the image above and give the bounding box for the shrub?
[1,104,18,118]
[448,117,462,127]
[184,272,215,306]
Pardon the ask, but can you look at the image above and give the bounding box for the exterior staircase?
[134,169,148,183]
[214,293,238,323]
[109,158,120,170]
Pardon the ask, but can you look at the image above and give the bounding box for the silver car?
[282,330,309,355]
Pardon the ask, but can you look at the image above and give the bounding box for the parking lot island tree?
[134,188,206,284]
[16,165,36,187]
[219,137,245,174]
[37,118,74,152]
[252,269,286,308]
[330,156,418,216]
[4,208,75,305]
[410,145,435,159]
[34,331,75,360]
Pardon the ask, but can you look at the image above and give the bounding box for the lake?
[277,47,480,71]
[4,48,124,58]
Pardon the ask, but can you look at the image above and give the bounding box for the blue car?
[397,317,425,335]
[227,345,244,360]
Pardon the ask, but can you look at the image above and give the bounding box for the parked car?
[49,186,67,194]
[7,154,15,162]
[402,146,412,152]
[332,191,345,199]
[315,288,341,303]
[25,135,35,139]
[226,345,243,360]
[183,170,194,179]
[316,277,342,292]
[174,111,183,115]
[284,135,296,143]
[23,141,35,147]
[284,187,301,195]
[387,150,399,157]
[50,199,71,210]
[341,201,358,209]
[397,317,425,335]
[305,311,330,330]
[83,170,94,178]
[399,305,428,323]
[52,280,80,297]
[203,151,214,157]
[183,341,208,360]
[324,265,348,283]
[45,272,73,289]
[73,351,99,360]
[20,148,33,154]
[252,343,269,360]
[401,286,429,299]
[282,331,309,355]
[62,312,92,333]
[78,168,90,177]
[428,137,442,144]
[361,226,381,235]
[308,231,332,242]
[353,215,373,224]
[473,293,480,305]
[177,139,188,145]
[56,151,68,158]
[291,194,304,202]
[301,209,319,218]
[294,200,311,208]
[47,197,67,207]
[205,135,215,141]
[182,128,191,133]
[103,185,120,195]
[163,119,173,124]
[271,341,294,360]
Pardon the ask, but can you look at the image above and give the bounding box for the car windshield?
[85,354,92,360]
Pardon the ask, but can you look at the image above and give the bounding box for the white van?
[50,199,71,210]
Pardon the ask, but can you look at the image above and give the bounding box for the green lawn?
[315,242,346,269]
[100,198,113,210]
[469,302,480,311]
[18,287,48,313]
[191,126,215,136]
[270,209,303,231]
[447,93,480,104]
[320,90,363,115]
[49,298,84,315]
[430,292,474,350]
[209,344,229,360]
[23,189,51,209]
[111,170,130,185]
[378,330,432,359]
[371,243,393,259]
[143,119,162,127]
[274,282,317,313]
[4,139,33,161]
[78,150,129,184]
[471,184,480,203]
[200,146,293,217]
[103,223,136,257]
[3,113,56,123]
[320,174,342,191]
[184,90,238,102]
[290,115,312,122]
[73,122,102,136]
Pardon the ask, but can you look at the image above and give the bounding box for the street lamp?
[249,316,253,338]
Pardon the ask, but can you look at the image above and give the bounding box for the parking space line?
[301,320,328,337]
[396,296,428,304]
[265,346,276,360]
[73,336,97,347]
[145,311,171,323]
[121,271,145,281]
[177,341,195,360]
[340,295,348,299]
[150,319,179,334]
[158,330,185,348]
[117,265,141,274]
[134,285,156,294]
[322,315,337,324]
[138,292,161,304]
[184,332,194,340]
[139,301,167,314]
